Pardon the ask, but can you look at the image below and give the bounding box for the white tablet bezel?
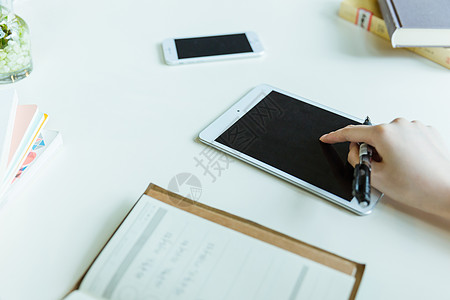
[199,84,382,215]
[162,32,264,65]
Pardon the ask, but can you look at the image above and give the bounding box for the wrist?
[435,161,450,219]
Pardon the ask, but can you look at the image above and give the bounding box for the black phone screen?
[215,91,361,201]
[175,33,253,59]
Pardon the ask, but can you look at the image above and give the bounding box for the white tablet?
[199,84,382,215]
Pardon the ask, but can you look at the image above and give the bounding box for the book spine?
[377,0,398,46]
[338,1,450,70]
[339,2,389,39]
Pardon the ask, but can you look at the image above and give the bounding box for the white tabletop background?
[0,0,449,299]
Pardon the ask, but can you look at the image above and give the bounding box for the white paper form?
[80,195,355,300]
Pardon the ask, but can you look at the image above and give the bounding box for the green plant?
[0,22,12,49]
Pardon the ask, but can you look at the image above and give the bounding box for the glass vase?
[0,1,32,84]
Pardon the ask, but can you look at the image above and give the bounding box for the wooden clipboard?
[145,184,365,300]
[71,183,365,299]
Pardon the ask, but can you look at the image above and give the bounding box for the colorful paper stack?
[0,89,62,208]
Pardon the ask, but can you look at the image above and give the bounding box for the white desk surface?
[1,0,449,299]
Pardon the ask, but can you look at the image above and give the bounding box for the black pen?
[352,116,373,207]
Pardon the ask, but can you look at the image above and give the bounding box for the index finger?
[320,125,377,145]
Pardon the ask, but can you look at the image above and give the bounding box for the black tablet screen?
[215,91,360,201]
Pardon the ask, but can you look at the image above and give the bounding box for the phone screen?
[175,33,253,59]
[215,91,361,201]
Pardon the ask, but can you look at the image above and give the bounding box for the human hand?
[320,118,450,219]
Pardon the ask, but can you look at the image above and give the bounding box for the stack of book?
[339,0,450,69]
[0,89,62,209]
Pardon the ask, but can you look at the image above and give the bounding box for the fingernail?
[319,134,328,141]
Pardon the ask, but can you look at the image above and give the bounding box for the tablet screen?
[215,91,360,201]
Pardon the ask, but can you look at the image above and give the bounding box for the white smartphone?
[162,32,264,65]
[199,84,383,215]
